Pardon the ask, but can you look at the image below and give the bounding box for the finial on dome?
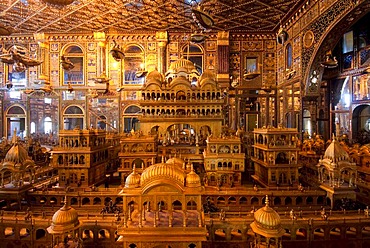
[11,128,17,144]
[133,164,136,172]
[265,195,269,207]
[332,133,337,141]
[161,156,165,163]
[63,195,68,207]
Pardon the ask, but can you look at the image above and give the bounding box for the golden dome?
[186,165,201,187]
[323,136,349,163]
[146,69,165,84]
[166,156,185,167]
[169,57,197,73]
[4,143,29,164]
[125,165,141,188]
[250,195,285,238]
[141,162,185,186]
[199,68,216,87]
[47,201,80,234]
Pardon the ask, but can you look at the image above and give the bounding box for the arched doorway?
[6,105,26,139]
[352,104,370,143]
[123,105,141,133]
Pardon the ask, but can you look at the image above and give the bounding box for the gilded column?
[94,32,107,75]
[156,31,168,74]
[34,33,49,77]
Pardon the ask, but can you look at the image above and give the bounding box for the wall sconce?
[276,26,289,45]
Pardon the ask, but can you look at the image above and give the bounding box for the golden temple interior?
[2,0,370,248]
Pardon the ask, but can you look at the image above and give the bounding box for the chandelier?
[0,24,13,36]
[191,7,214,31]
[42,0,75,7]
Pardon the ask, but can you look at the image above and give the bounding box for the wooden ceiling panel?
[0,0,305,35]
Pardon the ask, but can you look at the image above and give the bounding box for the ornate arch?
[303,0,370,96]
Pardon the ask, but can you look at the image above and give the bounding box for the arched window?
[182,44,203,75]
[63,105,84,130]
[44,117,52,134]
[124,45,145,85]
[62,45,84,85]
[6,105,26,139]
[123,105,141,132]
[30,122,36,134]
[286,43,292,70]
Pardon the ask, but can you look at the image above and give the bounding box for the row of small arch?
[211,195,326,206]
[210,225,370,241]
[25,195,326,207]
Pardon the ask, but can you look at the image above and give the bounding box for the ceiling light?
[0,24,14,36]
[243,71,260,80]
[320,50,338,68]
[42,0,75,7]
[190,33,208,43]
[110,41,125,61]
[192,7,214,30]
[60,55,74,71]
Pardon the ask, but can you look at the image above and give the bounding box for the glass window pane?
[343,31,354,53]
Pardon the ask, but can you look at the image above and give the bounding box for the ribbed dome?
[323,137,349,163]
[186,166,201,187]
[125,166,141,188]
[141,162,185,186]
[199,69,216,87]
[146,69,165,84]
[250,196,285,238]
[166,156,185,167]
[48,202,79,234]
[169,57,197,73]
[4,143,29,164]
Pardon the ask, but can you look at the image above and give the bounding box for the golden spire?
[265,195,269,207]
[11,128,17,144]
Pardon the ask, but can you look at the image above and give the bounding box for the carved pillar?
[94,32,106,75]
[183,210,187,227]
[216,31,230,89]
[156,31,168,74]
[34,33,49,77]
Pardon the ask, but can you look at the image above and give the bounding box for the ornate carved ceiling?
[0,0,305,35]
